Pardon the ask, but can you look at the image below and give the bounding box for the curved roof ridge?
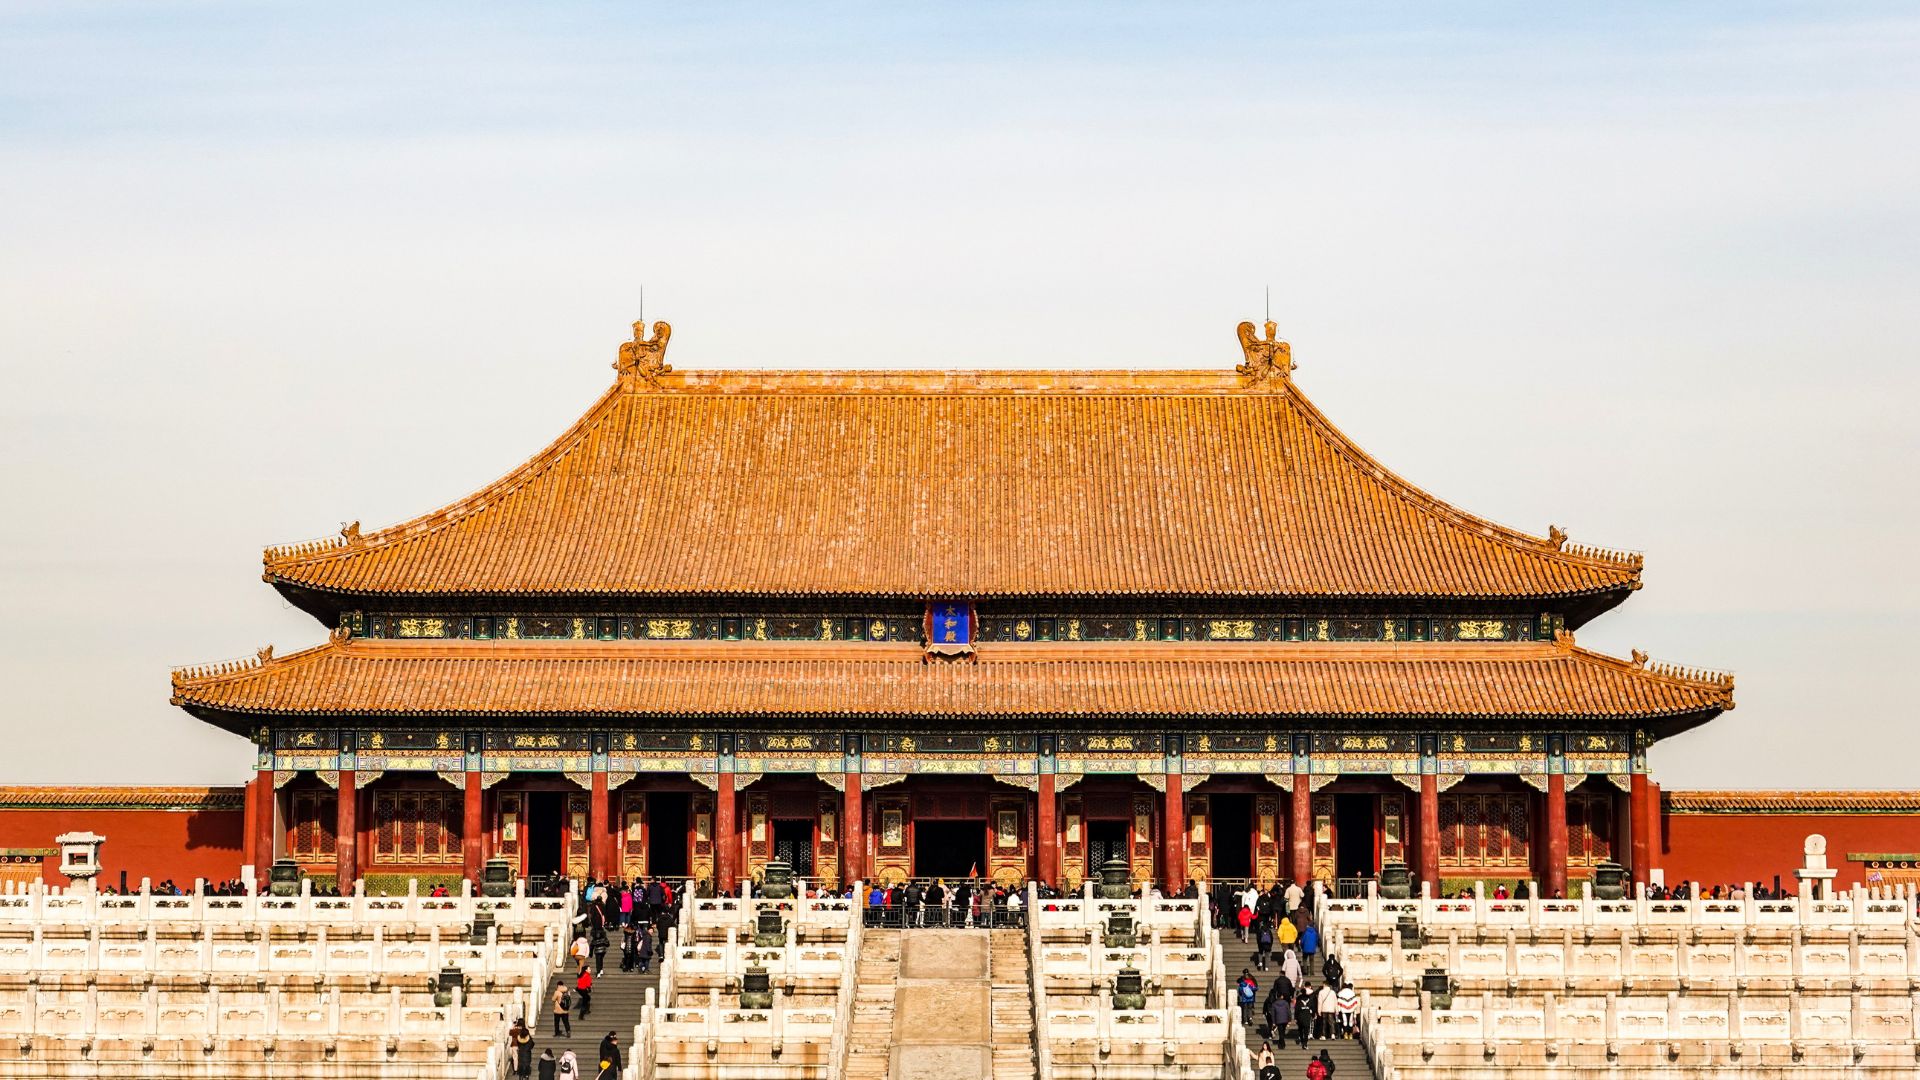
[170,632,345,692]
[263,381,627,570]
[1277,379,1643,577]
[1556,633,1735,703]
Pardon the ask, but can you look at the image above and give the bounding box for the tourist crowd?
[504,876,686,1080]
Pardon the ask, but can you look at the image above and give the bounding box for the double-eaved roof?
[263,344,1641,609]
[175,322,1730,732]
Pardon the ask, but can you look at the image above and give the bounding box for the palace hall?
[168,319,1736,897]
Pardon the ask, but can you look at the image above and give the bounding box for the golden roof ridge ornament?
[615,319,672,388]
[1235,320,1293,387]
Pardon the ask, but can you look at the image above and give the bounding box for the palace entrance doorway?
[913,820,985,879]
[1088,820,1128,871]
[1334,793,1377,880]
[773,819,815,877]
[1209,793,1254,880]
[527,791,565,877]
[648,792,689,879]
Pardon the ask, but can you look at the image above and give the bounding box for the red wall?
[0,808,244,890]
[1663,811,1920,891]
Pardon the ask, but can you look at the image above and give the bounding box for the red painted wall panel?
[1663,812,1920,891]
[0,808,244,889]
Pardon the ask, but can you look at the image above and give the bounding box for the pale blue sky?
[1,3,1915,787]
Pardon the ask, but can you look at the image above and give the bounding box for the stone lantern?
[54,832,104,886]
[760,859,795,901]
[754,906,788,948]
[1590,861,1627,901]
[434,965,466,1007]
[267,859,303,897]
[1395,913,1423,949]
[1112,968,1146,1011]
[1096,858,1132,901]
[480,857,515,898]
[1378,861,1412,900]
[739,966,773,1010]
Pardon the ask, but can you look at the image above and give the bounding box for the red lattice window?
[1568,793,1614,863]
[373,792,462,865]
[1439,794,1533,867]
[376,800,396,858]
[290,791,337,860]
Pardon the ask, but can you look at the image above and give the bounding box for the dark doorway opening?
[527,792,565,877]
[913,819,985,879]
[772,820,815,877]
[1334,794,1376,879]
[648,792,689,879]
[1209,794,1254,880]
[1088,820,1129,872]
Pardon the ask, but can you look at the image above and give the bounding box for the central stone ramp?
[893,930,994,1080]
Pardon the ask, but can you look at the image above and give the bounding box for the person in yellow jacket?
[1277,917,1299,948]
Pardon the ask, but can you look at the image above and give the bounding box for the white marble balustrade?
[0,924,557,979]
[0,878,573,928]
[1320,881,1917,932]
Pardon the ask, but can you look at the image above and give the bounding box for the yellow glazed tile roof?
[262,324,1642,602]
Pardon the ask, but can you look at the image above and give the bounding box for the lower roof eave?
[185,704,1716,731]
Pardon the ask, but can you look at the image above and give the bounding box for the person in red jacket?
[574,965,593,1018]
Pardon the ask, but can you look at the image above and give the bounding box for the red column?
[716,772,737,894]
[463,773,484,883]
[1643,780,1658,883]
[1419,774,1440,893]
[1037,773,1057,887]
[1545,774,1568,898]
[608,785,626,883]
[843,775,863,885]
[1290,776,1311,884]
[1162,773,1185,890]
[589,772,610,881]
[335,770,357,887]
[1629,772,1650,888]
[254,768,276,888]
[242,774,260,874]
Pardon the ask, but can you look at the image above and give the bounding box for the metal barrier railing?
[858,898,1028,929]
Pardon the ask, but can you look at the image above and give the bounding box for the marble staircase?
[843,929,900,1080]
[989,928,1038,1080]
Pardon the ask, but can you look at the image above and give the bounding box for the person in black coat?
[509,1019,534,1077]
[597,1032,622,1078]
[537,1049,556,1080]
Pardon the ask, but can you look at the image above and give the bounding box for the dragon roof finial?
[615,320,673,388]
[1236,320,1294,387]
